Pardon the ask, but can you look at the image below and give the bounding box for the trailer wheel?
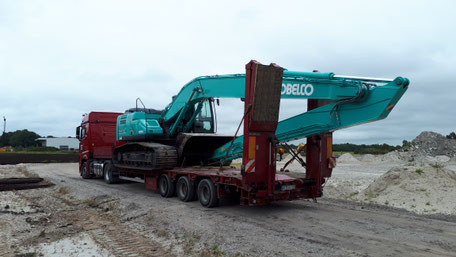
[103,162,118,184]
[158,174,174,198]
[176,176,195,202]
[197,179,218,208]
[81,162,91,179]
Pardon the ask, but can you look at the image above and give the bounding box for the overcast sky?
[1,0,455,145]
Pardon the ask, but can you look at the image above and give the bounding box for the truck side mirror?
[76,126,81,140]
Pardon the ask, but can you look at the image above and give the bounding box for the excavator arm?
[210,76,408,161]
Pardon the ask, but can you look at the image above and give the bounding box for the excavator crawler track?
[113,142,178,170]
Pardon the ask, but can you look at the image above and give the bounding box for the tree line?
[282,131,455,155]
[0,129,41,147]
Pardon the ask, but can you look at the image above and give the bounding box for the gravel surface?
[1,163,454,257]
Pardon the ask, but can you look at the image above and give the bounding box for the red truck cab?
[76,112,124,179]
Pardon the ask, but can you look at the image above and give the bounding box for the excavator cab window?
[193,100,214,133]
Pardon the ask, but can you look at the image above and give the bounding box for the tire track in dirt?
[61,205,174,257]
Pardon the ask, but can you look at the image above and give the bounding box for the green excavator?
[112,61,409,171]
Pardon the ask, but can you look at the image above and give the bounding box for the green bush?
[354,147,391,155]
[334,143,400,155]
[446,132,456,139]
[13,146,24,152]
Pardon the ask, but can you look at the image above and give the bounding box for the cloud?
[0,0,455,144]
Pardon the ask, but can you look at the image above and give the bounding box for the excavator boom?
[211,76,408,161]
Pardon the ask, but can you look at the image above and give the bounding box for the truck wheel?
[176,176,195,202]
[158,174,174,198]
[103,162,118,184]
[197,179,218,208]
[81,162,91,179]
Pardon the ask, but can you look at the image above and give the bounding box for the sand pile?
[357,154,379,162]
[380,151,408,162]
[356,166,456,215]
[352,152,407,163]
[323,178,374,199]
[424,155,451,163]
[404,131,456,158]
[336,153,361,164]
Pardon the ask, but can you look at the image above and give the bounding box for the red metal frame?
[241,61,282,204]
[306,100,334,198]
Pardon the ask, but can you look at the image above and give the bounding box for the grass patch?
[430,163,443,169]
[182,231,201,255]
[145,212,155,225]
[200,244,225,257]
[415,169,424,175]
[349,191,359,197]
[0,149,78,155]
[83,199,98,208]
[154,229,169,238]
[57,187,69,195]
[16,167,38,178]
[13,249,39,257]
[426,202,431,206]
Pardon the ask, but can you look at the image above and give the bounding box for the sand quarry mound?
[337,152,406,164]
[336,153,361,164]
[357,166,456,215]
[404,131,456,158]
[357,152,405,163]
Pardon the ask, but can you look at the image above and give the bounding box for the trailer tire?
[103,162,118,184]
[197,179,218,208]
[81,161,91,179]
[176,176,195,202]
[158,174,174,198]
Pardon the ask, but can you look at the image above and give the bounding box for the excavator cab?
[192,99,215,133]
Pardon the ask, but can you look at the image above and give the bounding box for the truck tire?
[158,174,174,198]
[103,162,118,184]
[197,179,218,208]
[81,162,91,179]
[176,176,195,202]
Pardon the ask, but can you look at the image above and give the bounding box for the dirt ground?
[1,163,456,257]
